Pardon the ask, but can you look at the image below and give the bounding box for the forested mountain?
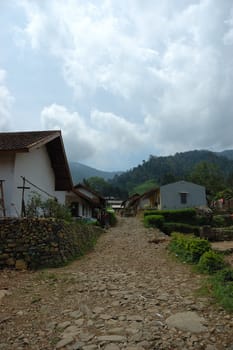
[110,150,233,194]
[217,150,233,160]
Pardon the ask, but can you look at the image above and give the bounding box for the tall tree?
[188,161,225,198]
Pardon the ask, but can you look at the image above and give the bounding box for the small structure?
[122,181,207,213]
[106,198,124,212]
[66,183,106,219]
[0,130,72,217]
[122,193,141,216]
[136,188,160,210]
[159,180,206,210]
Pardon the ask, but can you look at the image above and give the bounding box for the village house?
[159,180,207,210]
[66,183,106,219]
[0,130,73,217]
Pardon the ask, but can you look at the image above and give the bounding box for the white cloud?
[15,0,233,169]
[41,104,148,170]
[41,104,97,160]
[0,69,13,130]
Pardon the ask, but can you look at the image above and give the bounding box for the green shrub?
[196,215,212,226]
[163,222,199,236]
[197,250,226,274]
[107,210,117,226]
[26,193,72,222]
[168,233,211,263]
[144,214,164,229]
[144,208,196,223]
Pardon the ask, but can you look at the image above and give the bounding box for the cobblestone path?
[0,217,233,349]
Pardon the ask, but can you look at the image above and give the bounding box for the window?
[180,192,187,204]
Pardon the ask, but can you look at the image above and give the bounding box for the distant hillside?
[217,150,233,160]
[69,162,122,184]
[110,150,233,193]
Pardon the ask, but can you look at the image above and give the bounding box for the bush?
[197,250,226,274]
[26,193,72,222]
[144,215,164,229]
[107,210,117,226]
[168,233,211,263]
[163,222,199,236]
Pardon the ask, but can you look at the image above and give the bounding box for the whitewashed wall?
[0,146,66,217]
[0,154,16,216]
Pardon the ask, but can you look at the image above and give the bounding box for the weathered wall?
[0,218,102,269]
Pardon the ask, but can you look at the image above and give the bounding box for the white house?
[0,130,73,217]
[159,180,206,210]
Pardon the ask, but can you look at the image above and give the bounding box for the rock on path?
[0,217,233,349]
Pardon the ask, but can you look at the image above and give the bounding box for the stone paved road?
[0,217,233,349]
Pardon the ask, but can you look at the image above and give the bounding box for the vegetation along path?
[0,217,233,350]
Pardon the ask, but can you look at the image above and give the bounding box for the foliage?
[26,193,72,222]
[144,208,196,223]
[130,180,158,196]
[107,209,117,227]
[26,192,43,217]
[212,215,225,227]
[188,161,225,199]
[169,233,233,312]
[214,188,233,200]
[168,233,211,263]
[110,150,233,195]
[163,222,200,235]
[84,176,128,199]
[144,215,164,229]
[197,250,226,274]
[43,198,72,221]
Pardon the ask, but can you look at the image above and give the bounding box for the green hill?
[110,150,233,193]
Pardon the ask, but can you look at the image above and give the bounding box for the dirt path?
[0,217,232,350]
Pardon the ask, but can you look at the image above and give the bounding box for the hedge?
[144,208,196,223]
[162,222,200,236]
[144,215,164,229]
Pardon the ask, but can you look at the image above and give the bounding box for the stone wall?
[200,225,233,241]
[0,218,102,269]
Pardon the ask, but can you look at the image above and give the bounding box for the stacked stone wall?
[200,225,233,241]
[0,218,102,269]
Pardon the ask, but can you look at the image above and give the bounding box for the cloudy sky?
[1,0,233,171]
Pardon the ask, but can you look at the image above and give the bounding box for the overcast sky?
[0,0,233,171]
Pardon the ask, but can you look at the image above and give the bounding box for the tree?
[84,177,128,199]
[189,161,225,199]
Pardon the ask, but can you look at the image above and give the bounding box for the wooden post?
[0,180,6,217]
[17,177,30,217]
